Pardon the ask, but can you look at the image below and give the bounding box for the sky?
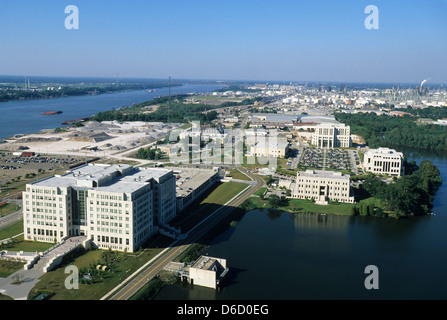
[0,0,446,84]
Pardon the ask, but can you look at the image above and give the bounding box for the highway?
[106,166,264,300]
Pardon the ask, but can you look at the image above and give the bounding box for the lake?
[154,148,447,300]
[0,84,223,140]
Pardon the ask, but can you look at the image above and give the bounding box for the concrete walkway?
[0,236,86,300]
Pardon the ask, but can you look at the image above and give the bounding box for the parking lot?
[298,148,352,171]
[0,152,87,189]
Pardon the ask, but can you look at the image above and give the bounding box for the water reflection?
[292,211,349,232]
[154,148,447,300]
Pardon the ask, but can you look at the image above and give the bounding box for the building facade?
[23,164,176,252]
[311,123,351,148]
[292,169,354,204]
[246,130,289,158]
[363,147,403,177]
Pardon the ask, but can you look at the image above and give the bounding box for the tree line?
[91,96,263,124]
[358,160,442,217]
[402,105,447,120]
[0,83,175,103]
[335,112,447,150]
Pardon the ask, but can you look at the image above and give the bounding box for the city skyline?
[0,1,446,83]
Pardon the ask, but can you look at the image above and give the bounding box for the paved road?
[106,166,264,300]
[0,200,23,231]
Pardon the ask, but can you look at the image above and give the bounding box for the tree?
[265,175,275,186]
[267,194,289,208]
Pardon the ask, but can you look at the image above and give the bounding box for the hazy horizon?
[1,74,445,87]
[1,0,446,84]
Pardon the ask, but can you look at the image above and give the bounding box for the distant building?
[248,113,300,129]
[246,131,289,158]
[23,164,176,252]
[311,123,351,148]
[249,141,289,158]
[188,256,228,289]
[292,169,354,204]
[363,147,403,177]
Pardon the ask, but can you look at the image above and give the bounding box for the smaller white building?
[189,256,228,289]
[246,130,289,158]
[293,170,354,204]
[363,147,403,177]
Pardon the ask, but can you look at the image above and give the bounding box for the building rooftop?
[191,256,222,270]
[249,113,300,123]
[95,179,149,194]
[365,147,403,156]
[30,164,172,194]
[172,167,218,198]
[297,115,340,124]
[297,169,350,180]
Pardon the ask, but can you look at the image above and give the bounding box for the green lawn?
[0,203,21,217]
[226,168,251,181]
[171,181,249,233]
[30,246,169,300]
[0,221,23,241]
[254,187,267,197]
[4,240,54,253]
[0,260,25,278]
[242,197,356,215]
[202,182,248,205]
[284,199,355,215]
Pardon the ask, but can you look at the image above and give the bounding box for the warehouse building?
[173,167,220,213]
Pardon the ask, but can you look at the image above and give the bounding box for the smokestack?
[420,78,430,91]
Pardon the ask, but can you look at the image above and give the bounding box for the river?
[154,147,447,300]
[0,84,223,140]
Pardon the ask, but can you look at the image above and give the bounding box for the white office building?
[246,130,289,158]
[292,169,354,204]
[363,147,403,177]
[311,123,351,148]
[23,164,176,252]
[249,141,289,158]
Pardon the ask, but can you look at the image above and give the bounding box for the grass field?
[254,187,267,197]
[30,245,169,300]
[201,182,249,206]
[0,221,23,241]
[225,168,251,181]
[0,203,21,217]
[173,181,249,232]
[0,260,25,278]
[243,197,356,215]
[285,199,355,215]
[243,193,387,216]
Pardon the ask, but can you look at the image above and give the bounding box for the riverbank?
[240,193,409,219]
[0,82,180,103]
[0,84,224,140]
